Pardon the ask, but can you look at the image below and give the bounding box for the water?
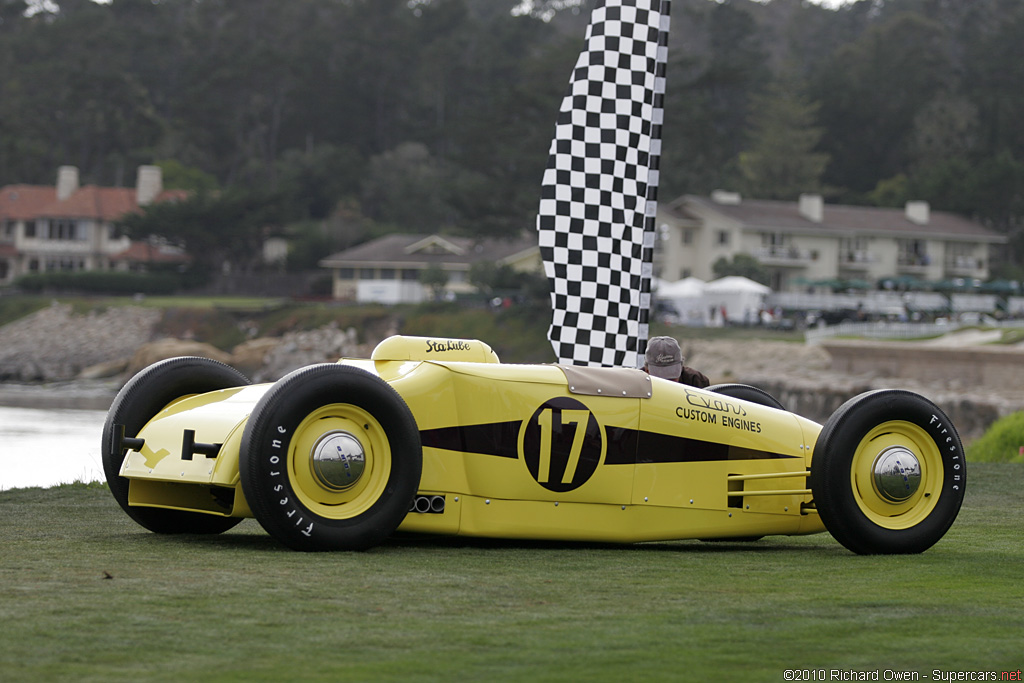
[0,405,108,490]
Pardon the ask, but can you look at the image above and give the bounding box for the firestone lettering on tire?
[929,413,962,489]
[266,425,314,536]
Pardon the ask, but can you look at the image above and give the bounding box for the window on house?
[840,237,869,263]
[946,243,978,270]
[716,230,731,246]
[358,268,375,279]
[24,221,36,237]
[338,268,354,279]
[380,268,396,280]
[2,220,13,238]
[840,237,867,252]
[897,239,928,266]
[402,269,419,281]
[48,219,81,241]
[760,232,787,248]
[681,229,693,245]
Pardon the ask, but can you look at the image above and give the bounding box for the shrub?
[14,270,182,295]
[967,411,1024,463]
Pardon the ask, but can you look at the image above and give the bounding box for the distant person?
[643,336,710,388]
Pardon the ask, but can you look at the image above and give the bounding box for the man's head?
[644,336,683,380]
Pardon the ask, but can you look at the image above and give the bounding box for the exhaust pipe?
[410,495,447,514]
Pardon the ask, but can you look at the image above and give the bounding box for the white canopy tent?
[658,276,706,297]
[654,277,708,325]
[703,276,772,324]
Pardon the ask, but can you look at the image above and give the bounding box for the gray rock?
[0,303,161,382]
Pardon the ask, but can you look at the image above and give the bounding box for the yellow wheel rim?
[288,404,391,519]
[850,420,943,529]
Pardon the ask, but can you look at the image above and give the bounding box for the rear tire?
[809,390,965,554]
[101,357,250,534]
[708,383,786,411]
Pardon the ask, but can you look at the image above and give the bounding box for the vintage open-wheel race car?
[101,335,966,554]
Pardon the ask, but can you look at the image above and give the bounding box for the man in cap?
[643,336,710,388]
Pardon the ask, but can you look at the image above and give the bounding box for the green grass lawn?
[2,467,1023,682]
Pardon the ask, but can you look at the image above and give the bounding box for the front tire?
[809,390,965,554]
[239,364,422,551]
[101,356,250,534]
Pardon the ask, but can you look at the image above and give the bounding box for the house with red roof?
[0,165,189,285]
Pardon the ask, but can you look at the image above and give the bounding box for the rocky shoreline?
[0,302,371,386]
[0,303,161,383]
[1,303,1022,440]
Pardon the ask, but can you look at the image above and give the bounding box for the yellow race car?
[101,335,965,554]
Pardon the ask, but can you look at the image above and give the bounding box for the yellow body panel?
[123,384,270,517]
[119,335,827,542]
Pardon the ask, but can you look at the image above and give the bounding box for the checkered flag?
[537,0,671,368]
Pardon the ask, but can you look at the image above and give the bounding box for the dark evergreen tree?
[738,76,829,199]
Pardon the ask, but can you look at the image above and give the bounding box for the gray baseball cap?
[645,336,682,380]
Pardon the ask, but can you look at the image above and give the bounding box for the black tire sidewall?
[101,356,250,534]
[240,364,422,551]
[810,389,966,554]
[708,383,786,411]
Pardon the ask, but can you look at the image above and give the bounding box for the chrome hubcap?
[311,431,366,491]
[872,446,921,502]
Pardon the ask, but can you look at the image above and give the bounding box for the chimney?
[56,166,79,201]
[711,190,741,205]
[136,165,163,206]
[798,193,824,223]
[906,201,930,225]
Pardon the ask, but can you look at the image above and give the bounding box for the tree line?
[2,0,1023,277]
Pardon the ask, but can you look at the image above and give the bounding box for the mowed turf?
[2,465,1022,682]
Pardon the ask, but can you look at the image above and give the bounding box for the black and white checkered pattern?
[537,0,671,368]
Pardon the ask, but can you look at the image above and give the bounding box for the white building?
[319,233,540,303]
[656,192,1007,292]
